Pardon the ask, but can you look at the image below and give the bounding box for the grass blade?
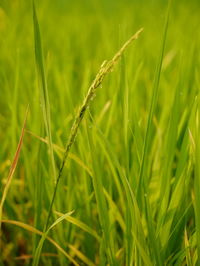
[32,211,74,266]
[0,106,29,232]
[137,1,170,198]
[33,1,56,185]
[55,211,101,241]
[1,219,79,266]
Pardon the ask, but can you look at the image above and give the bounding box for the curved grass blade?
[1,219,79,266]
[26,130,93,176]
[55,211,101,242]
[0,106,29,233]
[32,211,74,266]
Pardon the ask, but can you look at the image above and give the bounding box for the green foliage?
[0,0,199,265]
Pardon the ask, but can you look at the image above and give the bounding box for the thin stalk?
[137,0,170,200]
[33,26,143,265]
[44,28,143,231]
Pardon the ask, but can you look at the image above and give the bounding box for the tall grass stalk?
[32,9,143,261]
[44,28,143,229]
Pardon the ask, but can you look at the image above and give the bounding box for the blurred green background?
[0,0,200,265]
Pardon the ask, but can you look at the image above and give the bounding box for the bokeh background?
[0,0,200,265]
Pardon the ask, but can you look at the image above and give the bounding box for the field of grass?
[0,0,200,265]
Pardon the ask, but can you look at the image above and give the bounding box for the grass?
[0,0,200,265]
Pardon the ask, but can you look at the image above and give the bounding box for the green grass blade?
[87,129,117,266]
[2,219,79,266]
[55,211,101,241]
[137,0,170,199]
[0,106,29,232]
[32,211,74,266]
[93,124,151,265]
[32,0,56,186]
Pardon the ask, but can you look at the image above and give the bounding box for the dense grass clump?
[0,0,200,265]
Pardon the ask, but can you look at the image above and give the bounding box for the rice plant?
[0,0,199,265]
